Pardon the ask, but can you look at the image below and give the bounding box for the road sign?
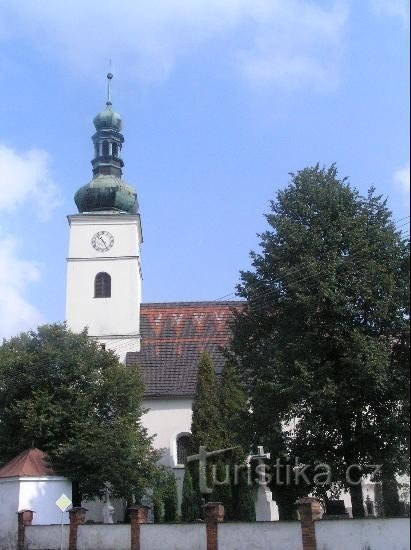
[56,494,72,512]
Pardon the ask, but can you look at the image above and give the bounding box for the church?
[64,75,386,521]
[65,74,240,512]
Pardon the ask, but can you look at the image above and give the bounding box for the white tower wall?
[65,212,142,361]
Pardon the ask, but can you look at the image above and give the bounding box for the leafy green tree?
[181,466,200,522]
[163,471,178,522]
[233,469,256,521]
[219,362,248,452]
[191,352,222,453]
[231,165,410,518]
[0,323,158,505]
[211,460,233,519]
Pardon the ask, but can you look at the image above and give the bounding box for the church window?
[94,272,111,298]
[176,433,192,465]
[102,141,109,157]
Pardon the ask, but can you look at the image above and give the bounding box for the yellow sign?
[55,494,72,512]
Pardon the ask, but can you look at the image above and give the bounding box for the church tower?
[65,73,142,361]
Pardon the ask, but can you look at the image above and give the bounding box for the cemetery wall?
[315,517,410,550]
[25,524,69,550]
[77,524,130,550]
[218,521,303,550]
[140,523,206,550]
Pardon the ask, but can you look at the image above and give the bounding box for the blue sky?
[0,0,409,338]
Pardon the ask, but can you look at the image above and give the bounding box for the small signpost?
[56,494,72,550]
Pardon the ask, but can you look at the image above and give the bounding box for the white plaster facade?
[315,517,410,550]
[142,398,193,469]
[66,212,143,361]
[0,476,72,550]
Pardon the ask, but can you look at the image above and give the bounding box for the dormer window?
[94,272,111,298]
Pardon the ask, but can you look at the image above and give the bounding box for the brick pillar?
[296,497,322,550]
[129,505,149,550]
[203,502,225,550]
[17,509,34,550]
[68,507,87,550]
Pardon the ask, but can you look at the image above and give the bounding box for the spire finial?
[106,60,113,107]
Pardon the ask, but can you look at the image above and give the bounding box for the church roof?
[0,448,55,478]
[126,301,242,398]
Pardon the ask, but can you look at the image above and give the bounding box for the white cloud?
[0,145,59,220]
[394,164,410,194]
[0,0,348,90]
[0,234,43,340]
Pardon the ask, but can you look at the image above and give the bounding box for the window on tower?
[102,141,109,157]
[94,272,111,298]
[112,143,118,157]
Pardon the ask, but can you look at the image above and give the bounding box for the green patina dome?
[74,174,138,213]
[93,104,122,132]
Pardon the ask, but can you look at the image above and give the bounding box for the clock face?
[91,231,114,252]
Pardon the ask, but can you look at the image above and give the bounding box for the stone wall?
[315,517,410,550]
[25,525,69,550]
[20,502,411,550]
[218,521,302,550]
[77,524,130,550]
[140,524,206,550]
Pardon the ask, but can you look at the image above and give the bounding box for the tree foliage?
[191,351,222,453]
[0,323,158,505]
[163,471,178,522]
[181,466,200,522]
[190,354,255,519]
[231,165,410,517]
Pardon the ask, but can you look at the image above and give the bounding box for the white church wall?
[315,517,410,550]
[0,478,19,550]
[140,523,206,550]
[218,521,303,550]
[142,398,193,469]
[18,477,72,525]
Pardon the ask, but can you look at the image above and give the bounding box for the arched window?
[94,272,111,298]
[176,433,192,465]
[112,143,118,157]
[102,141,109,157]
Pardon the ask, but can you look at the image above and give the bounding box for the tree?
[191,352,222,453]
[211,460,233,519]
[0,323,158,505]
[233,469,256,521]
[181,466,200,522]
[219,362,249,452]
[231,165,410,518]
[163,471,178,522]
[218,362,255,520]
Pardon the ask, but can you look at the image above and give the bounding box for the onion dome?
[74,72,138,214]
[93,103,122,132]
[74,174,138,214]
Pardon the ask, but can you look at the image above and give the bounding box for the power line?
[214,216,410,306]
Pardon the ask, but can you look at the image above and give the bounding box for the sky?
[0,0,409,339]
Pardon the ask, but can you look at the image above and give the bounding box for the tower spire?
[107,61,113,106]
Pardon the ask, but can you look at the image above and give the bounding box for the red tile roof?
[0,448,55,478]
[127,301,242,397]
